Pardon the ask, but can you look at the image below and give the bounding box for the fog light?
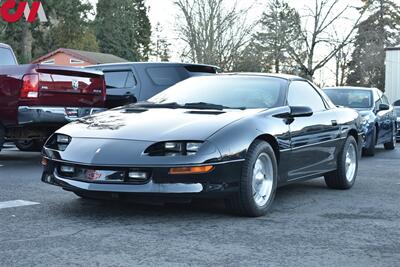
[41,158,48,166]
[60,165,75,173]
[128,171,148,180]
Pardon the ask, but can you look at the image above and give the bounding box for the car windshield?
[324,89,373,108]
[148,76,286,109]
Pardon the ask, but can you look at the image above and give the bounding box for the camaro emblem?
[72,80,79,90]
[86,170,101,181]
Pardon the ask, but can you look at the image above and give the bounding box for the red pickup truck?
[0,43,106,151]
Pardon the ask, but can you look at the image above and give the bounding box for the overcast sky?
[87,0,400,85]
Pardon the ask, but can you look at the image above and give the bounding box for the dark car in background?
[394,104,400,141]
[86,63,218,109]
[324,87,397,156]
[42,74,362,217]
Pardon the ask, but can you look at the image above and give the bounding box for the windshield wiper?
[133,102,182,109]
[184,102,247,110]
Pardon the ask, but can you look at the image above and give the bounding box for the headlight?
[362,115,371,126]
[45,134,72,151]
[145,141,203,156]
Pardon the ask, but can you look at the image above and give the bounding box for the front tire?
[225,140,278,217]
[362,126,376,156]
[384,128,396,150]
[324,136,358,189]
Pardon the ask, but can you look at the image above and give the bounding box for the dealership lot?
[0,145,399,266]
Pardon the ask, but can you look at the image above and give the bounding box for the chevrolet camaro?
[41,74,363,217]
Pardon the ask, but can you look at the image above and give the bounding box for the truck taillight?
[20,74,39,98]
[102,77,107,101]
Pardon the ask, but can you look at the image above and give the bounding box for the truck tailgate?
[29,65,105,107]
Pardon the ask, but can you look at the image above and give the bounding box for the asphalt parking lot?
[0,144,399,267]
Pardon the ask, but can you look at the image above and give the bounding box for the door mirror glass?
[290,106,313,117]
[378,103,390,111]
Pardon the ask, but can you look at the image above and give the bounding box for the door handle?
[331,120,338,126]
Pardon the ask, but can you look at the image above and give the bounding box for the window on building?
[70,58,84,64]
[42,59,55,65]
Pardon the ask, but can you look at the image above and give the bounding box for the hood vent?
[185,110,225,115]
[122,108,148,114]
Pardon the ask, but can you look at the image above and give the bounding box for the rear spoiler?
[35,64,104,78]
[184,64,220,74]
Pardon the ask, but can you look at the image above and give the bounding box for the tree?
[347,0,400,90]
[0,0,98,63]
[254,0,302,73]
[151,23,171,62]
[231,40,266,72]
[95,0,152,61]
[175,0,253,71]
[287,0,366,80]
[45,0,99,52]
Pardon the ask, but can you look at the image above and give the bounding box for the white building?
[385,47,400,104]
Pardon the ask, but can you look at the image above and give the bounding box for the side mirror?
[378,103,390,111]
[290,106,313,117]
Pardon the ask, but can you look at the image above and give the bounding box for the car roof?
[0,43,12,49]
[324,86,377,91]
[86,62,220,69]
[220,72,307,81]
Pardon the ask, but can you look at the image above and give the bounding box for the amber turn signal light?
[41,158,48,166]
[169,165,214,175]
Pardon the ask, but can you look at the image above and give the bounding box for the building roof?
[385,46,400,51]
[32,48,128,64]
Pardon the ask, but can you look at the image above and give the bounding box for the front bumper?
[361,123,375,148]
[41,159,243,197]
[18,106,106,125]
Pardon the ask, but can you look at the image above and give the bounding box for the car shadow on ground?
[48,178,331,222]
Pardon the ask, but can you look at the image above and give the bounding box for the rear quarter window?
[0,47,17,65]
[104,70,136,89]
[146,67,183,86]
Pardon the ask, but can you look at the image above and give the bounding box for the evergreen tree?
[45,0,99,52]
[0,0,98,63]
[95,0,151,61]
[347,0,400,90]
[254,0,302,73]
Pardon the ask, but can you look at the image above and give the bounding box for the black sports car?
[41,74,363,217]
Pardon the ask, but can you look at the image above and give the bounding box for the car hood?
[58,107,263,141]
[355,108,373,117]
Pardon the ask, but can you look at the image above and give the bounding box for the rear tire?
[384,129,396,150]
[15,140,44,152]
[362,126,376,156]
[225,140,277,217]
[324,136,358,189]
[0,125,5,152]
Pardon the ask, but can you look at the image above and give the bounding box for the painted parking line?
[0,200,39,210]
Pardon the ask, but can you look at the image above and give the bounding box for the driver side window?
[287,81,326,112]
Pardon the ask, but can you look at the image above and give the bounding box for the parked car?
[86,62,218,109]
[394,105,400,141]
[324,86,397,156]
[41,74,363,217]
[0,43,106,152]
